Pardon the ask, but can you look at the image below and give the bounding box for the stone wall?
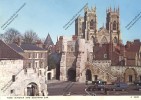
[0,60,48,96]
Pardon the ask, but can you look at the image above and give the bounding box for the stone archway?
[48,73,51,80]
[124,68,137,83]
[67,68,76,82]
[27,82,39,96]
[86,69,92,81]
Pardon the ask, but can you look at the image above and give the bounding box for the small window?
[104,54,107,58]
[12,75,15,82]
[28,53,32,58]
[28,63,31,68]
[10,89,14,94]
[39,70,42,75]
[35,62,38,68]
[40,62,43,68]
[34,53,38,58]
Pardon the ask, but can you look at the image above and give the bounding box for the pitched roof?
[44,33,54,46]
[8,43,24,53]
[0,40,24,60]
[20,44,45,51]
[126,44,140,52]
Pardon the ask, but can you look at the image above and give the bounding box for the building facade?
[56,6,141,84]
[0,41,48,96]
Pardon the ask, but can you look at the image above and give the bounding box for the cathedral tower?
[75,5,97,41]
[106,7,121,45]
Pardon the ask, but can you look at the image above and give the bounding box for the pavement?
[47,80,141,96]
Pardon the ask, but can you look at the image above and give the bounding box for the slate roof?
[0,40,24,60]
[9,43,24,53]
[20,44,45,51]
[44,33,54,46]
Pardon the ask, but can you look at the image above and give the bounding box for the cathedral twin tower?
[75,6,121,45]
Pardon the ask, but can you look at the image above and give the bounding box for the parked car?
[135,83,141,91]
[106,82,128,91]
[91,80,107,91]
[92,80,107,85]
[134,80,141,85]
[113,82,128,91]
[94,83,105,91]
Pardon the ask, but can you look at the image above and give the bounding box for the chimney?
[126,41,132,48]
[134,39,140,44]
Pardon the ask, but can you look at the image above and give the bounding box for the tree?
[48,54,56,70]
[0,34,4,41]
[22,30,39,44]
[3,28,21,43]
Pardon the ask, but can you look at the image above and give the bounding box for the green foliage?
[48,54,56,70]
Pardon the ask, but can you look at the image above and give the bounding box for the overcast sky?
[0,0,141,44]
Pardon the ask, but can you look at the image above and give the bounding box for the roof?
[44,33,54,46]
[98,27,108,33]
[0,40,24,60]
[20,44,46,51]
[126,44,140,52]
[8,43,24,53]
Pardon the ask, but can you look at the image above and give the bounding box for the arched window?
[90,19,94,29]
[113,21,116,30]
[113,37,118,43]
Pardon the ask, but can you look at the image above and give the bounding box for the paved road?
[47,81,141,96]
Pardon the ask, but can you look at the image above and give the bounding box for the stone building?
[56,6,141,84]
[0,40,48,96]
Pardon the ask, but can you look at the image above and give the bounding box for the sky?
[0,0,141,44]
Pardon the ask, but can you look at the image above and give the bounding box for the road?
[47,81,141,96]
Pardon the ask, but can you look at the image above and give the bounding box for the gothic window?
[101,36,108,44]
[90,19,94,29]
[113,37,118,43]
[113,21,116,30]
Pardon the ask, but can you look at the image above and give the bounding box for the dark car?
[92,80,107,91]
[86,85,95,91]
[92,80,107,85]
[135,83,141,91]
[134,80,141,85]
[111,82,128,91]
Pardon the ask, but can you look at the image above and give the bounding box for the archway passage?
[48,73,51,80]
[124,68,137,83]
[68,69,76,82]
[27,82,39,96]
[86,69,92,81]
